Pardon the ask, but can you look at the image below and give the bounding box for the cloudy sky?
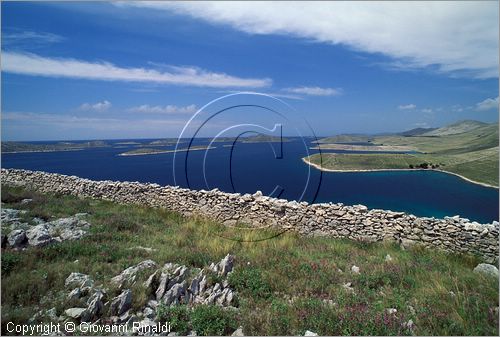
[1,1,499,141]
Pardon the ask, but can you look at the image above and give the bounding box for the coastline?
[118,146,216,156]
[302,157,499,189]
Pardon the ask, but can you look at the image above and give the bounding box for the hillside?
[305,121,499,187]
[398,127,437,137]
[1,185,498,336]
[375,123,499,154]
[421,120,488,136]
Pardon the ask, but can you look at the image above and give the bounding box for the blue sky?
[1,1,499,141]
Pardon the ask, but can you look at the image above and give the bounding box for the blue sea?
[2,137,498,223]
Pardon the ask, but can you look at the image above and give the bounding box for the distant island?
[148,139,180,146]
[118,145,215,156]
[212,134,290,143]
[304,120,499,188]
[2,140,108,153]
[114,141,141,145]
[240,134,290,143]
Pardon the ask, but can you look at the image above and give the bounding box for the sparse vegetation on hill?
[421,120,488,136]
[1,185,498,336]
[397,127,437,137]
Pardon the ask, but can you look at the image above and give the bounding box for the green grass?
[306,123,499,187]
[307,153,424,170]
[1,185,498,335]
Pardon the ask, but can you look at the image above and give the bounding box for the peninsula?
[304,120,499,187]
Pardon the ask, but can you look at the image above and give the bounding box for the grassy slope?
[307,123,499,187]
[375,123,499,154]
[1,186,498,336]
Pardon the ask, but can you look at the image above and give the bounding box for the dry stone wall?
[1,168,498,263]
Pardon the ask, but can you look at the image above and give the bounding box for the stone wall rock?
[1,168,498,263]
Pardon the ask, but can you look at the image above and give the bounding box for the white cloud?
[128,104,197,114]
[122,1,499,79]
[2,111,193,132]
[2,30,64,45]
[284,86,342,96]
[421,108,433,113]
[217,90,304,100]
[451,104,464,112]
[1,51,272,88]
[398,104,416,110]
[475,96,499,111]
[3,111,118,126]
[78,100,112,112]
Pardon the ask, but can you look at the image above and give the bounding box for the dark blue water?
[2,138,498,223]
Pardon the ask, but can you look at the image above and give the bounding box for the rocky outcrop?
[111,259,157,288]
[7,229,27,248]
[109,290,132,316]
[26,224,55,247]
[473,263,499,278]
[51,256,237,335]
[65,272,94,289]
[2,168,498,262]
[1,206,92,250]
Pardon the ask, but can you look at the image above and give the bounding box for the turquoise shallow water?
[2,138,498,223]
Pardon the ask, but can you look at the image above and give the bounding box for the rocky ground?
[1,185,498,336]
[31,255,240,336]
[1,202,91,250]
[2,202,244,336]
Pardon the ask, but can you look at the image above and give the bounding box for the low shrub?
[156,304,190,335]
[190,305,237,336]
[228,267,272,299]
[1,252,21,275]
